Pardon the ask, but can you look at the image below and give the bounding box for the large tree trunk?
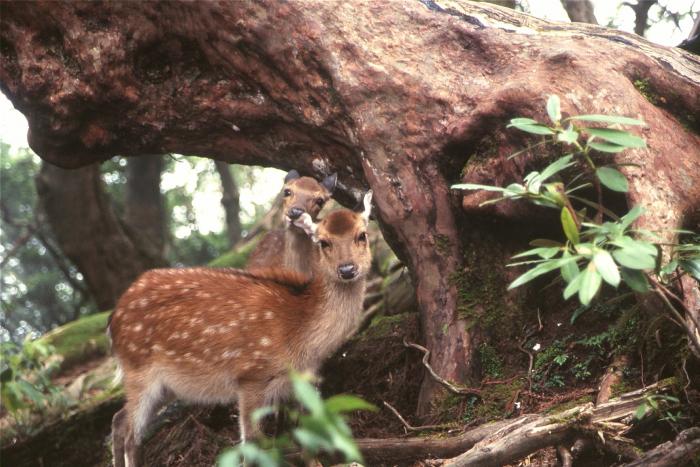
[124,154,166,256]
[561,0,597,24]
[2,0,699,414]
[35,162,167,310]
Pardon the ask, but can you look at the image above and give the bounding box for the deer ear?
[293,212,318,241]
[321,173,337,193]
[284,169,301,183]
[361,190,373,223]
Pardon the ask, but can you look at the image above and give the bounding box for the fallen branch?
[383,401,456,433]
[438,381,671,467]
[622,427,700,467]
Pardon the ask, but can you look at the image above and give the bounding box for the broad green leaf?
[620,267,650,292]
[325,395,377,414]
[561,207,580,244]
[293,428,333,452]
[451,183,511,192]
[540,155,575,182]
[620,206,644,229]
[596,167,629,192]
[561,250,580,283]
[292,375,324,415]
[586,128,646,148]
[564,271,584,299]
[588,141,627,153]
[613,248,656,270]
[547,95,561,123]
[16,380,45,406]
[508,256,578,290]
[252,406,277,423]
[612,237,658,257]
[568,114,645,126]
[679,259,700,281]
[593,250,620,286]
[579,262,602,305]
[508,122,555,135]
[635,403,649,420]
[557,126,579,145]
[512,246,561,259]
[509,117,540,125]
[530,239,563,247]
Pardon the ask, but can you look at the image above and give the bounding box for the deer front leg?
[237,384,267,443]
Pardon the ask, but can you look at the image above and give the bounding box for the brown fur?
[110,207,371,467]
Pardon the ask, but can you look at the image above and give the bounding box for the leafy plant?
[218,371,376,466]
[0,339,71,425]
[452,95,700,355]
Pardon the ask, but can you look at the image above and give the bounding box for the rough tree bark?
[2,0,699,414]
[36,162,167,310]
[124,154,166,256]
[214,160,242,247]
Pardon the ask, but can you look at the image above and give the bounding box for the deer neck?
[283,227,315,274]
[295,275,366,371]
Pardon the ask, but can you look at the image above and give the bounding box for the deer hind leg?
[123,377,167,467]
[111,407,128,467]
[237,383,268,443]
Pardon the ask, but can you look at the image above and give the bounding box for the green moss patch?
[37,312,110,370]
[207,237,261,268]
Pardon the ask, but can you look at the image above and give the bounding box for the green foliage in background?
[218,372,375,466]
[453,96,699,310]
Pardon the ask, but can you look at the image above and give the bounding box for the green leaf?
[292,374,324,415]
[556,124,578,144]
[508,256,578,290]
[560,251,580,283]
[579,262,602,305]
[16,380,45,406]
[568,114,645,126]
[593,250,620,287]
[585,128,646,148]
[451,183,510,192]
[596,167,629,192]
[530,239,563,247]
[620,206,644,229]
[564,271,584,299]
[507,119,554,135]
[613,248,656,270]
[588,141,627,153]
[325,395,377,414]
[509,117,540,125]
[679,259,700,281]
[561,207,580,244]
[540,155,575,182]
[620,267,650,292]
[570,304,590,324]
[612,237,658,257]
[293,428,333,452]
[512,247,561,259]
[547,95,561,123]
[635,403,649,420]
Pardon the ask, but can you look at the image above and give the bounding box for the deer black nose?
[287,207,305,220]
[338,263,358,280]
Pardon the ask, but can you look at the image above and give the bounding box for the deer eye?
[315,198,325,207]
[319,239,331,249]
[283,188,292,197]
[357,232,368,243]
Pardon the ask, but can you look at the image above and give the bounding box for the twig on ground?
[518,309,544,392]
[382,401,455,433]
[403,339,482,396]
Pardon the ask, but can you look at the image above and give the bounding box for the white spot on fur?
[166,350,176,356]
[133,323,143,332]
[264,311,274,319]
[260,337,271,347]
[223,349,241,359]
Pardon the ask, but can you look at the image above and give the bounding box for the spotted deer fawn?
[109,191,373,467]
[247,169,337,274]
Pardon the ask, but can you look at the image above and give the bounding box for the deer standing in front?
[109,191,373,467]
[247,170,337,274]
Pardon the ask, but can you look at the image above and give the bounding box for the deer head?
[282,170,337,227]
[295,190,373,282]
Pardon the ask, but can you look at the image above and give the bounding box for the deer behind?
[246,169,336,274]
[109,192,372,467]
